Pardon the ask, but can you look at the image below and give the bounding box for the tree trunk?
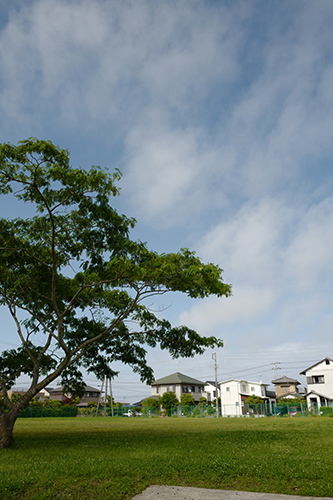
[0,410,18,448]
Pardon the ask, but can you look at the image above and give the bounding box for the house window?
[251,387,255,392]
[156,387,159,394]
[190,386,195,392]
[326,360,330,365]
[167,386,175,393]
[307,375,325,384]
[213,391,216,398]
[281,385,290,393]
[226,387,230,392]
[182,386,189,393]
[198,386,203,392]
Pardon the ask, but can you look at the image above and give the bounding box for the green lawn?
[1,416,333,499]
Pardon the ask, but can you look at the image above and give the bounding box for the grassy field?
[1,416,333,500]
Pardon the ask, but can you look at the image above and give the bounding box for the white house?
[220,379,274,416]
[203,381,221,403]
[300,357,333,408]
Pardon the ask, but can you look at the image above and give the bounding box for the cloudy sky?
[1,0,333,403]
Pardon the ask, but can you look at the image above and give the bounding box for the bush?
[320,406,333,416]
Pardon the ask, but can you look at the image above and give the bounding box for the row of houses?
[8,357,333,413]
[149,357,333,416]
[7,385,130,408]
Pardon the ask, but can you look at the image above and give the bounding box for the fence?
[3,402,332,419]
[170,405,217,417]
[18,406,78,418]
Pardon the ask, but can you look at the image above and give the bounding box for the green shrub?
[320,406,333,416]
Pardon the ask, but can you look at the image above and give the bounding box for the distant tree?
[246,395,264,415]
[198,396,207,406]
[43,399,63,407]
[87,401,97,407]
[180,393,195,406]
[142,397,160,408]
[30,396,43,407]
[278,397,301,404]
[245,395,264,405]
[0,138,231,448]
[160,392,179,415]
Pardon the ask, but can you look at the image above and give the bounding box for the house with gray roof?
[48,385,101,406]
[271,375,301,400]
[151,372,205,402]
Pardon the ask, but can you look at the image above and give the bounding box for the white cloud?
[284,197,333,291]
[179,286,276,333]
[122,121,229,226]
[175,194,333,350]
[198,198,292,284]
[0,0,243,126]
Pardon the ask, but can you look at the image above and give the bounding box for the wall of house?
[203,383,220,403]
[151,383,203,402]
[275,383,297,398]
[220,381,241,416]
[220,380,268,416]
[305,360,333,399]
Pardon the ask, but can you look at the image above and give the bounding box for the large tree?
[0,139,231,448]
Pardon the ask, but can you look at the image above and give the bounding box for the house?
[6,388,27,400]
[37,387,54,400]
[203,381,221,403]
[48,385,101,406]
[151,372,204,402]
[271,375,301,400]
[114,400,130,407]
[220,379,274,416]
[300,357,333,408]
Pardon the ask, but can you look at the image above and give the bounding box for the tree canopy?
[142,397,160,408]
[245,395,264,406]
[0,138,231,447]
[159,391,179,415]
[180,393,195,406]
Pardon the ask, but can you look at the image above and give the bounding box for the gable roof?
[271,375,300,385]
[305,389,333,401]
[152,372,204,386]
[48,385,100,394]
[300,358,333,375]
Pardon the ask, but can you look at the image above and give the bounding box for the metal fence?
[18,406,78,418]
[170,403,333,418]
[3,402,332,419]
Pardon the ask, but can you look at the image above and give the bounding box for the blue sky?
[1,0,333,403]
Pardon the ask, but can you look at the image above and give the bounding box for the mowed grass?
[1,416,333,500]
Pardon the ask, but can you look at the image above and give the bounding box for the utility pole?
[95,378,105,417]
[109,376,114,417]
[104,376,108,416]
[272,362,281,379]
[95,363,114,417]
[212,353,219,417]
